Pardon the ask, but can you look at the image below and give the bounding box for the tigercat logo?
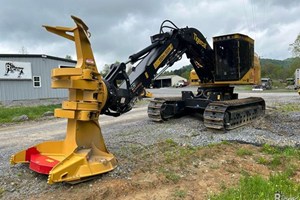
[193,33,207,49]
[4,62,24,78]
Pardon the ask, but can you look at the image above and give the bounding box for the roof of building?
[155,75,186,80]
[0,54,77,63]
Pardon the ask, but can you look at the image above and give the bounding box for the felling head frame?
[10,16,117,184]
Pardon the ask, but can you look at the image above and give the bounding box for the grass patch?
[0,187,4,198]
[260,145,300,165]
[256,156,269,165]
[283,147,300,158]
[234,85,253,91]
[210,172,300,200]
[209,163,220,169]
[276,103,300,112]
[159,168,181,183]
[261,144,281,155]
[165,172,181,183]
[219,181,227,191]
[256,155,283,169]
[216,146,300,199]
[221,140,232,145]
[236,148,253,157]
[165,138,177,147]
[117,141,299,198]
[162,139,198,165]
[257,145,300,169]
[0,104,60,123]
[269,155,282,168]
[173,189,187,199]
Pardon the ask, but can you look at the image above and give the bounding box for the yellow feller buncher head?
[10,16,117,184]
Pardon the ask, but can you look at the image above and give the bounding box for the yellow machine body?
[190,53,261,87]
[212,53,261,86]
[140,88,153,98]
[189,69,200,86]
[144,90,153,98]
[10,16,117,184]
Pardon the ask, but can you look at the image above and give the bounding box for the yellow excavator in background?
[11,16,265,184]
[140,87,153,98]
[189,69,201,86]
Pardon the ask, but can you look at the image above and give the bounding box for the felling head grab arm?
[43,15,97,72]
[43,15,89,41]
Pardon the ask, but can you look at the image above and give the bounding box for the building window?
[33,76,41,88]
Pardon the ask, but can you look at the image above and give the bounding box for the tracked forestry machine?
[10,16,265,184]
[147,25,265,130]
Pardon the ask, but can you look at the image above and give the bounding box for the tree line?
[162,57,300,81]
[100,57,300,81]
[260,57,300,80]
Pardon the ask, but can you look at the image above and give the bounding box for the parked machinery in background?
[294,69,300,95]
[148,34,265,130]
[253,77,272,90]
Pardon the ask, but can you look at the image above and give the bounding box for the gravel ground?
[0,90,299,199]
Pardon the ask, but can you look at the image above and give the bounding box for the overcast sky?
[0,0,299,70]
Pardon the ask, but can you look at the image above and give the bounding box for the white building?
[153,75,187,88]
[0,54,76,103]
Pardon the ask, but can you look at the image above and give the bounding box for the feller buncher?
[11,16,265,184]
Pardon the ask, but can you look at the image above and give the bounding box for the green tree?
[287,57,300,76]
[20,46,28,54]
[65,55,72,60]
[290,33,300,57]
[101,64,110,77]
[180,70,190,80]
[260,59,295,80]
[162,64,193,78]
[101,61,120,77]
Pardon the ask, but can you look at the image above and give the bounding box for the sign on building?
[0,61,32,80]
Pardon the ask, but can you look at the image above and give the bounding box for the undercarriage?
[148,86,265,130]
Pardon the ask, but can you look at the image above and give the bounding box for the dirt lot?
[0,90,299,199]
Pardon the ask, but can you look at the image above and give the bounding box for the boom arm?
[102,22,215,116]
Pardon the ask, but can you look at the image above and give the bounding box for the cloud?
[0,0,299,70]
